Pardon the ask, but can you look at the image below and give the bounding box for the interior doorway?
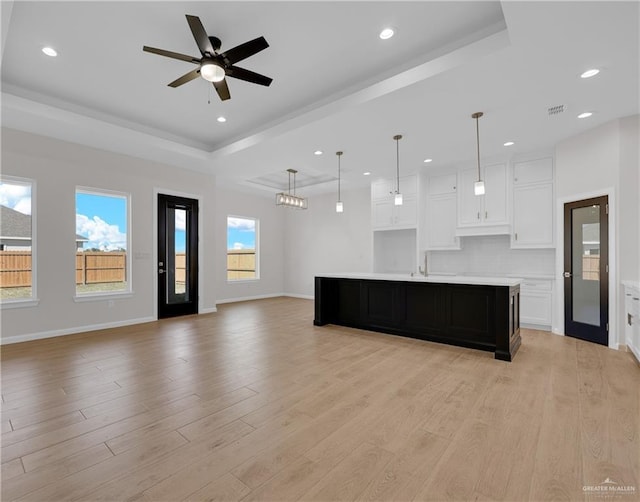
[563,195,609,345]
[157,193,199,319]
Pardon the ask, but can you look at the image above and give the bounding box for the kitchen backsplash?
[428,235,555,277]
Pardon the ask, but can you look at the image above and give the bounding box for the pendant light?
[335,151,344,213]
[393,134,403,205]
[472,112,485,196]
[275,169,308,209]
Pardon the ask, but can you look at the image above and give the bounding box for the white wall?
[284,187,372,297]
[214,185,285,303]
[1,128,217,342]
[554,115,640,347]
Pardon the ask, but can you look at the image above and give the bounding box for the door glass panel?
[572,205,600,326]
[166,207,188,305]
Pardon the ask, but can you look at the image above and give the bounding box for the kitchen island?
[314,273,521,361]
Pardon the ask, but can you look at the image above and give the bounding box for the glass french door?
[563,196,608,345]
[158,194,198,319]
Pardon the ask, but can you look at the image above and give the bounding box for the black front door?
[158,194,198,319]
[563,196,609,345]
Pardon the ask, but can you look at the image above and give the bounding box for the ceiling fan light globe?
[200,63,225,82]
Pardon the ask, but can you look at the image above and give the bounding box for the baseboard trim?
[284,293,314,300]
[199,307,218,314]
[216,293,285,305]
[0,316,155,345]
[521,323,552,332]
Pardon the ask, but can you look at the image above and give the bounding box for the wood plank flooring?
[1,297,638,501]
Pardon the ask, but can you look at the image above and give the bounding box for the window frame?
[0,175,38,308]
[74,186,133,301]
[226,215,260,282]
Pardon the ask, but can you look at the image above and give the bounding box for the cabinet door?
[483,163,508,224]
[512,183,553,247]
[394,195,417,227]
[372,200,394,229]
[514,158,553,185]
[458,168,482,225]
[427,194,459,249]
[520,291,552,326]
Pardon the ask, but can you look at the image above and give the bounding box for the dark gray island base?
[314,274,521,361]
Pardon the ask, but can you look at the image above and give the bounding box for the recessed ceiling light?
[578,112,593,119]
[217,116,226,123]
[423,158,433,163]
[363,172,371,176]
[580,68,600,79]
[313,150,323,155]
[379,28,394,40]
[503,141,515,147]
[42,47,57,57]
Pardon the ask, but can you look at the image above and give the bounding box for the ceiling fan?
[143,14,272,101]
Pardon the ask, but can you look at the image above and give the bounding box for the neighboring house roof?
[0,205,88,242]
[0,205,31,239]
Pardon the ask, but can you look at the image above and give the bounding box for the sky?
[228,217,256,250]
[0,181,31,214]
[76,192,127,251]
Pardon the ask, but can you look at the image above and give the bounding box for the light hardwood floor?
[1,297,638,501]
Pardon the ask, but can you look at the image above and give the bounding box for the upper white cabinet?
[426,173,460,250]
[511,157,554,248]
[457,163,509,235]
[371,174,418,230]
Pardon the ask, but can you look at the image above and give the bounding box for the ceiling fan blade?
[213,79,231,101]
[143,46,198,63]
[186,15,215,56]
[221,37,269,65]
[168,68,201,88]
[226,66,272,86]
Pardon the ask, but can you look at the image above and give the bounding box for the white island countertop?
[316,273,522,287]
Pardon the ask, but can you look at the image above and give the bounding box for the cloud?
[175,209,186,231]
[76,213,127,251]
[233,242,246,249]
[227,217,255,231]
[0,182,31,215]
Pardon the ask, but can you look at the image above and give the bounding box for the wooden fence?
[0,251,32,287]
[76,252,126,285]
[227,249,256,280]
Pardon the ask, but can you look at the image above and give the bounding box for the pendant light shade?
[393,134,403,205]
[472,112,485,196]
[275,169,308,209]
[336,151,344,213]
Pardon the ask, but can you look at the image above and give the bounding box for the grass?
[1,282,129,300]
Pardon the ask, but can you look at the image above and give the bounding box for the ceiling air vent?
[547,104,566,116]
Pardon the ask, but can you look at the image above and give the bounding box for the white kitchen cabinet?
[426,173,459,250]
[457,163,509,234]
[371,175,418,230]
[519,278,553,328]
[511,157,554,248]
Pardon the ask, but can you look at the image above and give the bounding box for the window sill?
[1,298,40,309]
[74,292,134,303]
[227,279,261,284]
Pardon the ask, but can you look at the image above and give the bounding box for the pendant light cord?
[336,151,342,201]
[393,134,402,193]
[472,112,483,182]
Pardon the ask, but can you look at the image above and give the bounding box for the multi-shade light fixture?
[276,169,308,209]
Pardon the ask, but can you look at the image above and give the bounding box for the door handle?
[159,269,165,274]
[563,272,572,278]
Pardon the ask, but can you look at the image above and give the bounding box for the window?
[227,216,258,281]
[0,178,35,302]
[75,188,130,296]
